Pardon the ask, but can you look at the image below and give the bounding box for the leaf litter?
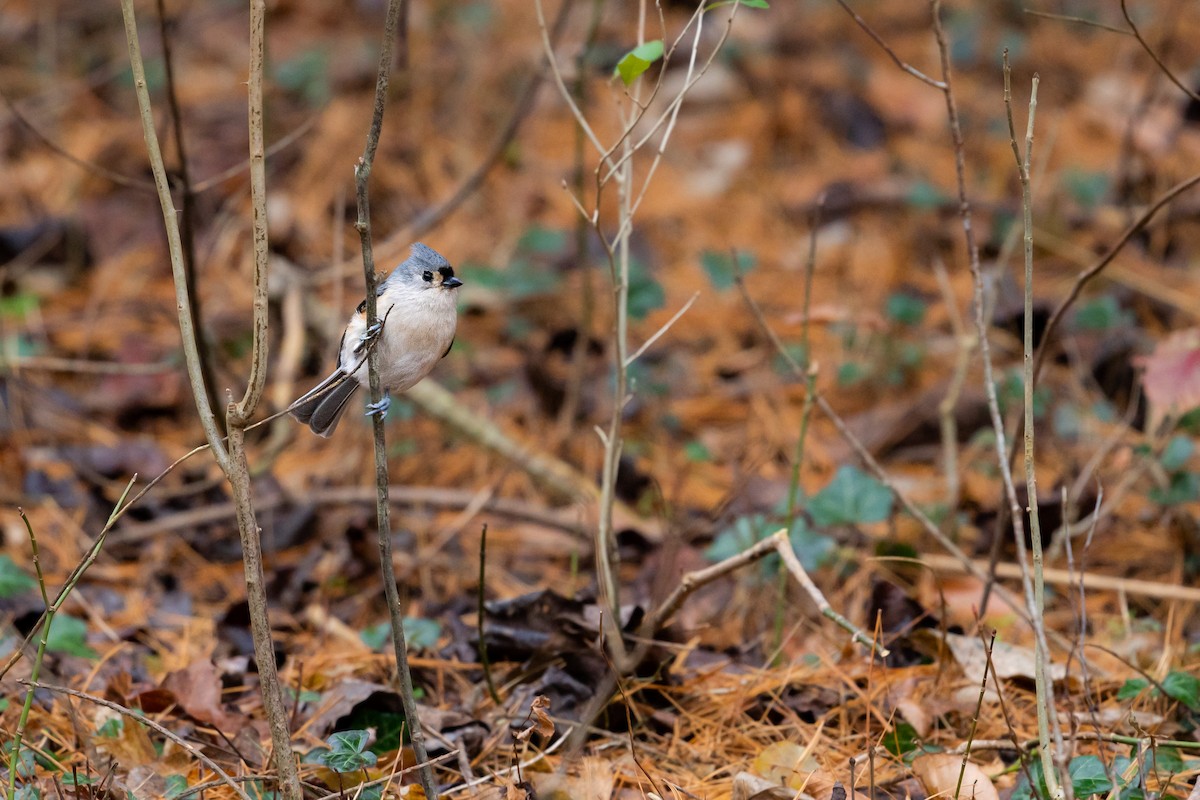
[3,0,1200,798]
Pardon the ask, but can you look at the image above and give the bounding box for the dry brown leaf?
[1139,327,1200,431]
[515,695,554,742]
[732,771,796,800]
[751,741,836,800]
[939,632,1067,685]
[160,659,244,734]
[912,754,999,800]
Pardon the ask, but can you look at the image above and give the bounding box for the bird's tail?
[290,372,359,438]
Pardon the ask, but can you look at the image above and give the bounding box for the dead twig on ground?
[20,680,253,800]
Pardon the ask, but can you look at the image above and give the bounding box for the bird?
[290,242,462,437]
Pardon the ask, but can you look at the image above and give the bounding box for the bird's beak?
[443,277,464,289]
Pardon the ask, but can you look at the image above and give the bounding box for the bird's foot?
[365,392,391,418]
[359,320,383,343]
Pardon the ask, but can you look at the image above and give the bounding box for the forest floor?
[3,1,1200,798]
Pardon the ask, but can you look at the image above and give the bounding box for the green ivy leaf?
[885,292,926,326]
[627,264,666,320]
[321,730,377,773]
[1068,754,1113,798]
[614,40,664,86]
[1117,677,1149,700]
[789,517,835,571]
[1073,295,1132,331]
[163,775,190,799]
[45,614,96,658]
[359,617,442,651]
[1149,472,1200,506]
[1162,671,1200,711]
[0,554,37,598]
[881,721,919,757]
[699,249,755,291]
[1145,746,1184,776]
[95,717,123,738]
[808,465,893,527]
[1161,435,1195,472]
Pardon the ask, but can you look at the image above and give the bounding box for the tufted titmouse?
[291,242,462,437]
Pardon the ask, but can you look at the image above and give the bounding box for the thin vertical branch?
[119,0,228,472]
[120,2,300,796]
[1004,61,1067,800]
[231,0,270,423]
[353,1,437,797]
[155,0,223,433]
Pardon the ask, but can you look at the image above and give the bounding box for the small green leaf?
[1063,169,1111,211]
[1145,746,1184,776]
[1073,295,1132,331]
[699,249,755,291]
[1161,435,1195,472]
[788,518,834,571]
[322,730,378,773]
[0,293,40,317]
[1117,677,1149,700]
[13,745,37,778]
[360,618,442,651]
[0,554,37,598]
[45,614,96,658]
[706,0,769,9]
[885,292,926,326]
[1162,671,1200,711]
[706,514,768,562]
[808,465,893,527]
[1069,754,1113,798]
[1149,472,1200,506]
[627,264,665,320]
[517,225,569,254]
[96,717,123,737]
[614,40,664,86]
[684,440,712,462]
[882,721,919,757]
[163,775,190,799]
[837,361,867,386]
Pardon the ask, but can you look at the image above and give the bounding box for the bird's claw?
[365,392,391,418]
[359,321,383,343]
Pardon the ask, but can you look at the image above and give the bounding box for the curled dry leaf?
[912,754,999,800]
[515,694,554,743]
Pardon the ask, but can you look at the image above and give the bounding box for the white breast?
[340,287,458,392]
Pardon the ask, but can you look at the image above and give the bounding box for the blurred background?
[3,0,1200,676]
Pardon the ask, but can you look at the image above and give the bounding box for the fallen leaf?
[161,659,244,733]
[912,754,999,800]
[1139,328,1200,432]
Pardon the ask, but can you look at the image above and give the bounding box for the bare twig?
[734,256,1039,631]
[119,0,227,471]
[0,89,151,191]
[20,681,253,800]
[353,0,436,795]
[834,0,946,89]
[119,2,301,796]
[1120,0,1200,103]
[1004,59,1065,800]
[624,291,700,366]
[1032,171,1200,383]
[155,0,223,432]
[1023,9,1132,35]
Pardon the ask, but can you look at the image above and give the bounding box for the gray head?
[387,242,462,291]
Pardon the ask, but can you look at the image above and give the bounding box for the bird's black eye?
[422,270,433,282]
